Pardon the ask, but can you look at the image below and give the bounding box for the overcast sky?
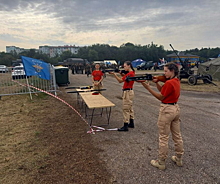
[0,0,219,52]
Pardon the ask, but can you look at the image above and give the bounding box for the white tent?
[93,61,105,65]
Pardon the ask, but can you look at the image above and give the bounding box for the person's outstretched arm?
[141,82,165,101]
[110,72,123,83]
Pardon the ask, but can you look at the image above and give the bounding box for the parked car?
[12,66,26,79]
[137,61,155,70]
[158,63,165,70]
[145,61,156,70]
[0,65,9,73]
[136,62,146,70]
[158,61,168,70]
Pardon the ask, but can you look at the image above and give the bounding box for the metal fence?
[0,65,57,97]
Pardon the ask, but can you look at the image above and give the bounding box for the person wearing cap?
[109,61,135,131]
[140,62,184,170]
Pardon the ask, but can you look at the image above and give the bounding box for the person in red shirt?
[91,63,104,93]
[110,61,135,131]
[140,62,184,170]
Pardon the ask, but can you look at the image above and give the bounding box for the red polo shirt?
[161,78,180,103]
[122,71,135,89]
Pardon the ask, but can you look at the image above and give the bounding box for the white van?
[12,65,26,79]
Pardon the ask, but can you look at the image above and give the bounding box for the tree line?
[0,42,219,66]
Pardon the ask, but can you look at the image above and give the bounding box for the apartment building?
[39,45,79,58]
[6,46,38,54]
[6,45,80,58]
[6,46,26,54]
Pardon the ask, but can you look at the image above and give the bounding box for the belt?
[123,88,133,91]
[162,102,177,105]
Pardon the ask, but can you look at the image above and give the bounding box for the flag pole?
[26,76,33,100]
[52,65,57,96]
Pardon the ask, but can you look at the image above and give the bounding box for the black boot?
[128,119,134,128]
[118,123,128,131]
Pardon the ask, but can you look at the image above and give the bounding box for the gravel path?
[67,72,220,184]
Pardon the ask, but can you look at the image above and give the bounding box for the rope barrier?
[12,80,118,134]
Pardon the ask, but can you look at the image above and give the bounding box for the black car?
[137,61,155,70]
[136,62,146,70]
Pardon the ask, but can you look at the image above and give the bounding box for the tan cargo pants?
[122,90,134,123]
[157,104,184,160]
[93,81,103,93]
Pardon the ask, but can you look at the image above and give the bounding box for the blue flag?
[21,56,51,80]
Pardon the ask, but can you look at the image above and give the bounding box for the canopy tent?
[198,57,220,81]
[132,59,146,68]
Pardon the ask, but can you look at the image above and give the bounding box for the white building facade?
[39,45,79,58]
[6,46,25,54]
[6,45,80,58]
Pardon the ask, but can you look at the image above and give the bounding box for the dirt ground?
[1,70,220,184]
[0,93,112,184]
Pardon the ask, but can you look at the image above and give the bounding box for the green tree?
[59,51,73,62]
[76,46,89,59]
[0,52,16,66]
[6,43,217,66]
[88,49,98,61]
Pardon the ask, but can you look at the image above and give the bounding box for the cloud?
[0,33,23,42]
[0,0,220,51]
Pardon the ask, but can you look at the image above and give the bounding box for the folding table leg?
[100,108,103,117]
[77,92,80,104]
[106,107,112,125]
[81,98,84,111]
[90,108,95,126]
[85,104,87,118]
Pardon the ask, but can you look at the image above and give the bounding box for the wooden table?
[76,89,115,126]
